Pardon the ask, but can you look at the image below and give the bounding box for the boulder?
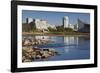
[36,55,41,59]
[22,46,59,62]
[22,56,26,62]
[42,51,51,58]
[48,51,54,56]
[23,59,32,62]
[48,48,55,52]
[24,39,31,46]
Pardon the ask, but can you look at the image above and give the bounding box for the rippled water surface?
[23,35,90,61]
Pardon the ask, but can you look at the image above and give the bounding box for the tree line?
[22,23,74,32]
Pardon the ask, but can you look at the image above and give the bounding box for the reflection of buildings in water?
[63,36,79,53]
[64,36,79,45]
[78,36,90,46]
[64,48,70,53]
[63,36,90,51]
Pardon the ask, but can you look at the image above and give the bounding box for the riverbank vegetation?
[22,23,89,35]
[22,23,74,32]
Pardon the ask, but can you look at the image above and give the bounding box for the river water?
[23,35,90,61]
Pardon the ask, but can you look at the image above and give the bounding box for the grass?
[22,31,90,36]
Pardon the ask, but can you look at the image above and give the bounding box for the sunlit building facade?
[26,18,56,30]
[63,16,69,28]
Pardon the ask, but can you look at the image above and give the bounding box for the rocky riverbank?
[22,46,59,62]
[22,38,53,46]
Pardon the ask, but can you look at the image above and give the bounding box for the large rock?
[22,47,59,62]
[23,59,32,62]
[48,48,55,52]
[23,46,33,53]
[23,39,32,46]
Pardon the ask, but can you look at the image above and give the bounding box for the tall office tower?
[63,16,69,28]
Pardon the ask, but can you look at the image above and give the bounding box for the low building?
[47,23,56,29]
[73,24,78,31]
[69,24,74,29]
[26,18,56,31]
[34,19,56,30]
[34,19,48,30]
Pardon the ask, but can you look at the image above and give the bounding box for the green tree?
[48,27,56,32]
[64,28,74,32]
[56,26,64,32]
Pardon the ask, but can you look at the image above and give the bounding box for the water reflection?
[22,35,90,60]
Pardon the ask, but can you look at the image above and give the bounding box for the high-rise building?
[63,16,69,28]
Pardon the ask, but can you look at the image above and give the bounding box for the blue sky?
[22,10,90,26]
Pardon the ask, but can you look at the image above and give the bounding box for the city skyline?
[22,10,90,26]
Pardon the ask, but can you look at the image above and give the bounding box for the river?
[23,35,90,61]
